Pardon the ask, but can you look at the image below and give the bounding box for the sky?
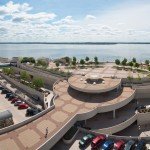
[0,0,150,42]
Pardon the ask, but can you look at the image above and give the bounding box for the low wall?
[0,73,44,101]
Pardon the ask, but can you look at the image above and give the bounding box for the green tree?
[115,59,120,65]
[132,57,136,63]
[33,77,44,89]
[29,57,35,63]
[85,56,89,62]
[134,62,140,68]
[37,59,48,68]
[72,57,77,62]
[80,59,85,66]
[64,57,70,64]
[72,60,76,66]
[122,58,127,66]
[55,62,59,68]
[94,56,99,65]
[20,71,30,81]
[145,60,149,65]
[2,68,14,75]
[128,61,134,68]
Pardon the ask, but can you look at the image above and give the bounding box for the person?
[45,127,48,138]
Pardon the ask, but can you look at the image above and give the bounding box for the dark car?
[79,134,95,149]
[113,140,125,150]
[91,134,106,149]
[0,86,4,90]
[26,108,41,116]
[101,140,114,150]
[11,98,19,103]
[5,93,13,98]
[124,140,136,150]
[135,105,146,112]
[1,89,10,94]
[134,140,146,150]
[8,95,17,100]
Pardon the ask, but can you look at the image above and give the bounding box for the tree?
[122,58,127,66]
[72,57,77,62]
[20,71,30,81]
[145,60,149,65]
[94,56,99,65]
[80,59,85,66]
[55,62,59,68]
[85,56,89,62]
[2,68,14,75]
[37,59,48,68]
[64,57,70,64]
[115,59,120,65]
[72,60,76,66]
[128,61,134,68]
[132,57,136,63]
[33,77,44,89]
[29,57,35,63]
[134,62,140,68]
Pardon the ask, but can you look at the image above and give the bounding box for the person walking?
[45,127,48,138]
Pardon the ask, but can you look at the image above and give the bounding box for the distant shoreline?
[0,42,150,45]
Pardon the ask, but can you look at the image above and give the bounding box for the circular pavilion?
[68,74,121,93]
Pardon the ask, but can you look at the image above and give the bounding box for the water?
[0,44,150,62]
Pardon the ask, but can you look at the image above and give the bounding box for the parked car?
[1,89,10,94]
[113,140,125,150]
[8,95,17,100]
[26,108,41,116]
[101,140,114,150]
[124,140,136,150]
[91,134,106,149]
[79,134,95,149]
[18,103,29,109]
[135,105,146,111]
[0,86,4,90]
[14,100,24,106]
[5,92,13,98]
[134,140,146,150]
[11,98,19,103]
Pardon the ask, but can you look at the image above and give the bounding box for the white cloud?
[0,1,32,15]
[52,16,75,25]
[85,15,96,20]
[0,1,150,42]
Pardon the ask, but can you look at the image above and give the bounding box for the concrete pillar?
[113,110,116,119]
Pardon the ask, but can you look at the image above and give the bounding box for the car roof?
[114,140,124,147]
[92,135,105,143]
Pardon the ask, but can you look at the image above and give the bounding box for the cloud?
[52,16,75,25]
[0,1,150,42]
[0,1,32,15]
[85,15,96,20]
[12,12,56,23]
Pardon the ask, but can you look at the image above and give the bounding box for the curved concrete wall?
[68,79,121,93]
[94,114,137,134]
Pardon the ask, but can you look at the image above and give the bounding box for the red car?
[91,134,106,149]
[11,98,19,103]
[113,140,125,150]
[18,103,29,109]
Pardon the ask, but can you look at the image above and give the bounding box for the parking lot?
[0,91,28,124]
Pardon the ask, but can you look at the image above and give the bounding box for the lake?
[0,44,150,62]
